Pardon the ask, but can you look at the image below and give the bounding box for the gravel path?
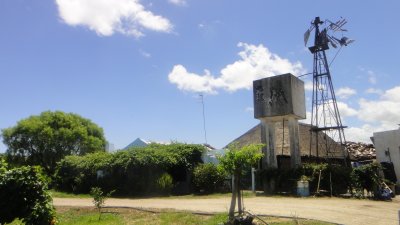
[54,196,400,225]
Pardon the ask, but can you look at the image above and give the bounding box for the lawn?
[49,189,262,199]
[57,207,334,225]
[7,206,335,225]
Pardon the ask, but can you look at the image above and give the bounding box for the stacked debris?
[345,141,376,161]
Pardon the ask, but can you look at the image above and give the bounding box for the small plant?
[89,187,114,220]
[156,173,174,195]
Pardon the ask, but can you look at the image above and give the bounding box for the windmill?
[304,17,354,165]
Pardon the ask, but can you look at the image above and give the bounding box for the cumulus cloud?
[168,42,305,94]
[365,88,383,95]
[357,86,400,126]
[55,0,173,37]
[299,111,312,125]
[342,85,400,142]
[245,107,254,113]
[337,101,357,117]
[345,125,375,143]
[336,87,357,99]
[168,0,186,6]
[304,81,313,91]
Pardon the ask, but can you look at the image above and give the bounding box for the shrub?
[351,162,382,197]
[0,163,55,225]
[193,163,226,194]
[54,143,205,196]
[90,187,114,219]
[257,163,352,195]
[156,173,174,195]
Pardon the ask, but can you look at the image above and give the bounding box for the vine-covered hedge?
[54,143,204,195]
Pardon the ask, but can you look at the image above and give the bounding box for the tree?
[218,143,263,222]
[90,187,114,220]
[0,160,55,225]
[2,111,106,174]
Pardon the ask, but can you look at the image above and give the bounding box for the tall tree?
[2,111,106,173]
[218,143,263,221]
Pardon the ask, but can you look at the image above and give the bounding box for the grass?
[57,207,228,225]
[57,208,123,225]
[50,189,260,199]
[7,207,334,225]
[49,189,91,198]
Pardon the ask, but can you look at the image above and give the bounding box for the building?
[227,122,344,157]
[372,128,400,185]
[124,138,151,149]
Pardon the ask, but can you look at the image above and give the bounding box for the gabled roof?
[124,138,150,149]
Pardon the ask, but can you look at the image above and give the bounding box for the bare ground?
[54,196,400,225]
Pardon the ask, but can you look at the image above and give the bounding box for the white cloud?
[367,70,377,84]
[139,49,151,58]
[345,125,375,143]
[168,65,218,94]
[365,88,383,95]
[336,87,357,99]
[299,111,312,125]
[168,42,305,94]
[304,81,313,91]
[245,107,254,113]
[337,101,357,117]
[56,0,173,37]
[357,86,400,127]
[168,0,186,6]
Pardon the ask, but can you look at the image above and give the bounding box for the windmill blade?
[328,18,348,32]
[304,29,311,46]
[330,42,337,48]
[328,36,339,45]
[335,18,347,27]
[345,39,355,45]
[327,36,338,48]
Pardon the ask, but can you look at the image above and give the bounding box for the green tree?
[218,143,263,221]
[90,187,114,220]
[2,111,106,174]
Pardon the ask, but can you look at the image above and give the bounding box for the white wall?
[373,129,400,185]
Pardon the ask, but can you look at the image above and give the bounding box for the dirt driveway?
[54,196,400,225]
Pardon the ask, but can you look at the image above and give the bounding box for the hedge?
[54,143,204,195]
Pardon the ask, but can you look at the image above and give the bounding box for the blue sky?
[1,0,399,152]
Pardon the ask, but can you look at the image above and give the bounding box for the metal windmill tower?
[304,17,354,164]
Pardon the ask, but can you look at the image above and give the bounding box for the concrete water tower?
[253,73,306,169]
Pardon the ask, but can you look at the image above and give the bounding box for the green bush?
[193,163,226,194]
[156,173,174,195]
[54,143,204,196]
[258,163,352,195]
[351,162,382,197]
[0,161,55,225]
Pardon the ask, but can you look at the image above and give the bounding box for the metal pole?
[199,94,208,144]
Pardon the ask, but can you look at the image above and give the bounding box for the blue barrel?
[297,181,310,197]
